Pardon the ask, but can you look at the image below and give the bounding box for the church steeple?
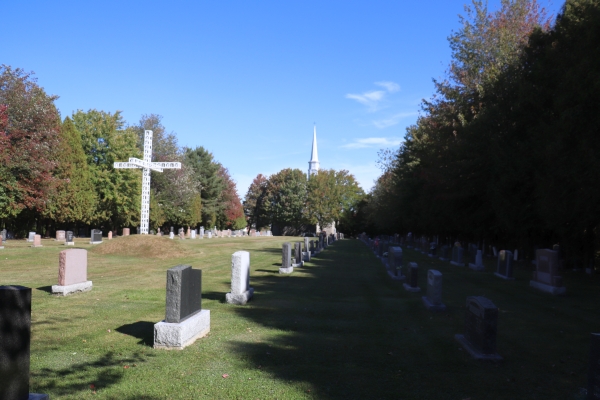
[308,125,320,178]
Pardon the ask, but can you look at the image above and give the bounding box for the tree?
[215,166,245,229]
[184,146,225,227]
[266,168,307,230]
[244,174,269,230]
[72,109,141,229]
[306,169,364,231]
[0,65,61,220]
[44,117,97,226]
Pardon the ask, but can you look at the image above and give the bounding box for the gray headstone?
[165,265,202,323]
[91,229,102,243]
[0,285,31,400]
[588,333,600,400]
[422,270,446,311]
[451,246,464,266]
[495,250,514,280]
[455,296,502,360]
[294,242,302,265]
[66,231,74,242]
[439,245,450,260]
[282,243,292,268]
[0,229,6,241]
[388,246,403,276]
[530,249,565,294]
[304,237,309,253]
[28,232,35,242]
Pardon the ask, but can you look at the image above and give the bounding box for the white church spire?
[308,124,320,178]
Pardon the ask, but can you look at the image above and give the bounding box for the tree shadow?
[256,268,279,274]
[30,350,153,397]
[202,291,227,303]
[115,321,155,347]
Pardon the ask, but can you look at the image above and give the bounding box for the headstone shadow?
[35,286,53,294]
[115,321,155,346]
[202,291,227,303]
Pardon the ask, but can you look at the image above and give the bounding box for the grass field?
[1,235,598,399]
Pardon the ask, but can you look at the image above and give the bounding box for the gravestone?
[225,251,254,305]
[588,333,600,400]
[403,262,421,292]
[200,227,204,238]
[439,245,450,261]
[65,231,74,245]
[304,237,310,253]
[186,227,191,238]
[454,296,502,360]
[280,243,293,274]
[0,236,3,249]
[1,229,6,241]
[108,231,113,240]
[387,246,405,280]
[207,231,212,239]
[28,232,35,242]
[0,286,49,400]
[530,249,566,295]
[293,242,303,267]
[469,249,484,271]
[32,235,42,248]
[422,270,446,311]
[169,232,174,239]
[494,250,515,280]
[191,230,196,239]
[450,245,464,266]
[170,226,174,233]
[90,229,102,244]
[52,249,93,296]
[55,230,66,241]
[428,242,437,257]
[154,265,209,350]
[123,228,130,236]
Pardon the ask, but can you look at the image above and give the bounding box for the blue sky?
[3,0,562,196]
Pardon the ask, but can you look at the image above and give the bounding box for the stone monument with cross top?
[114,130,181,235]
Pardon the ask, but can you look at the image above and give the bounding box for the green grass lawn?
[1,236,598,399]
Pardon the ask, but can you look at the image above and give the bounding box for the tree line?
[0,66,245,237]
[244,168,365,235]
[362,0,600,267]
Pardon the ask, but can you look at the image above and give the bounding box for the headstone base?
[0,246,4,249]
[529,280,566,295]
[494,272,515,281]
[52,281,93,296]
[225,288,254,305]
[65,242,74,246]
[454,334,503,361]
[29,394,50,400]
[468,263,485,271]
[403,283,421,292]
[279,267,294,274]
[439,257,449,261]
[291,262,303,268]
[89,241,103,245]
[31,244,43,248]
[427,254,435,258]
[387,270,406,281]
[154,309,210,350]
[422,296,447,311]
[450,261,464,267]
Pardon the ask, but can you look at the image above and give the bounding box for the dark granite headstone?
[455,296,501,360]
[66,231,74,242]
[408,263,419,288]
[91,229,102,243]
[495,250,514,279]
[165,265,202,323]
[588,333,600,400]
[282,243,292,268]
[439,245,450,260]
[451,246,464,266]
[295,242,302,264]
[0,285,31,400]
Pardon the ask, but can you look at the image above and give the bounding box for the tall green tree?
[244,174,269,230]
[266,168,307,230]
[44,117,97,226]
[72,109,141,229]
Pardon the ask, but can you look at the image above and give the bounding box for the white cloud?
[342,137,403,149]
[372,111,418,129]
[345,90,386,112]
[375,81,400,93]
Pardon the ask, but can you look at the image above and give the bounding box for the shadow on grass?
[228,240,416,399]
[31,350,153,397]
[36,285,53,294]
[256,268,279,273]
[116,321,155,346]
[202,291,227,303]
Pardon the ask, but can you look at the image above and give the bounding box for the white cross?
[113,130,181,234]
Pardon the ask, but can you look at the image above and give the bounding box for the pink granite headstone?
[186,227,191,237]
[123,228,130,236]
[0,236,3,248]
[108,231,113,240]
[32,234,42,247]
[58,249,88,286]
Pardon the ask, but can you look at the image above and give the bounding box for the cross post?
[114,130,181,234]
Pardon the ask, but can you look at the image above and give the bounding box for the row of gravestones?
[279,233,341,274]
[0,242,266,399]
[358,235,600,397]
[363,232,567,296]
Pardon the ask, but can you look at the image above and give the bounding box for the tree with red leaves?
[0,65,61,220]
[217,166,245,230]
